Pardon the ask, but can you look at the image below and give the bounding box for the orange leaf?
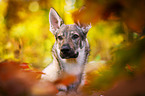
[20,63,29,69]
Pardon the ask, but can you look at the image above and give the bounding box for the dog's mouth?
[60,51,79,59]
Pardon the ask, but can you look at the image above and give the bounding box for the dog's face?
[56,24,85,59]
[49,8,91,59]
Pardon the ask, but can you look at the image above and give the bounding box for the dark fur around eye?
[57,36,63,40]
[72,34,79,39]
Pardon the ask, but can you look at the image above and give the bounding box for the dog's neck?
[52,44,86,75]
[60,48,86,75]
[65,58,77,64]
[52,39,90,75]
[57,45,86,63]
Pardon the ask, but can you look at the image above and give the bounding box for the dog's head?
[49,8,91,59]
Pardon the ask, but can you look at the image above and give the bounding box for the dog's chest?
[61,48,85,75]
[63,62,83,75]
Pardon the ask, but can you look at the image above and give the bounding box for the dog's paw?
[57,84,67,91]
[67,82,79,91]
[56,91,67,96]
[68,84,76,90]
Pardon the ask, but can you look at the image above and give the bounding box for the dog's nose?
[61,44,71,54]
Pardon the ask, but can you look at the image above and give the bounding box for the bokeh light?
[29,1,39,12]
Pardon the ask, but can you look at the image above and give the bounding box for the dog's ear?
[75,21,91,35]
[49,8,64,35]
[74,6,91,35]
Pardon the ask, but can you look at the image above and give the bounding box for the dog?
[41,8,91,92]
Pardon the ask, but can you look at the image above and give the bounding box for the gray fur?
[41,8,91,92]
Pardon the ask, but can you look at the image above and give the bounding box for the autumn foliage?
[0,0,145,95]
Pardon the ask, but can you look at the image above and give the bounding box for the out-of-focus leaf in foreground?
[82,37,145,96]
[0,60,58,96]
[0,0,145,95]
[72,0,145,33]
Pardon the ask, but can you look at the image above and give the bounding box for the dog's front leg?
[67,73,83,91]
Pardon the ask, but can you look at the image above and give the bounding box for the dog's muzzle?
[60,44,79,59]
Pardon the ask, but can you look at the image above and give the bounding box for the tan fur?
[41,8,91,91]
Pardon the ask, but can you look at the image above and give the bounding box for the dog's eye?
[72,34,79,39]
[57,36,63,40]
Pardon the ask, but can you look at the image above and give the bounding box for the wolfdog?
[41,8,91,91]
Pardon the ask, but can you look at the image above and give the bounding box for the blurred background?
[0,0,127,68]
[0,0,145,95]
[0,0,85,68]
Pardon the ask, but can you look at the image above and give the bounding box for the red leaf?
[20,63,29,69]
